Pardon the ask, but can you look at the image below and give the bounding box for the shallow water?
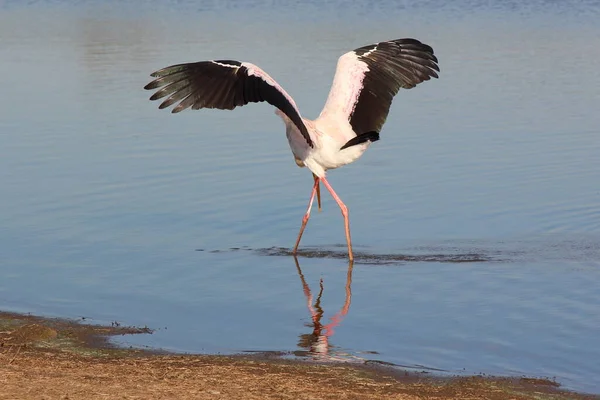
[1,0,600,394]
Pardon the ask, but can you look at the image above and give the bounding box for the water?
[1,0,600,394]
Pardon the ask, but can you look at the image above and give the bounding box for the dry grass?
[1,312,596,400]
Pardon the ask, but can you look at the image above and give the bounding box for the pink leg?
[320,177,354,261]
[292,177,319,254]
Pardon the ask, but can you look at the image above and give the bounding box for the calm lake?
[1,0,599,394]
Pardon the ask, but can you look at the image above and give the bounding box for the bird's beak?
[313,173,322,212]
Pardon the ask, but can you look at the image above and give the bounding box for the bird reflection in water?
[293,257,354,361]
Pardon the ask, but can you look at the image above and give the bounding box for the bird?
[144,38,439,261]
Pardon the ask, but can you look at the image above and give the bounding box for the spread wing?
[319,38,440,136]
[144,60,313,147]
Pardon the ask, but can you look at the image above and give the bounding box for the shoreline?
[1,310,597,400]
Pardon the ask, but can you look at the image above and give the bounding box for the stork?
[144,38,440,260]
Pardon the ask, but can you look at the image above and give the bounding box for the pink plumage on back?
[318,52,369,120]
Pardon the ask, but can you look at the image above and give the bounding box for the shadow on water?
[198,236,600,265]
[264,247,494,264]
[197,246,496,265]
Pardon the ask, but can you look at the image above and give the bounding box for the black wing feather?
[350,38,440,135]
[144,60,313,147]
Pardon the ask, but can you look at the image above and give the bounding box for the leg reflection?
[293,256,354,358]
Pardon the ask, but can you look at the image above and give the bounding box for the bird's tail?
[339,131,380,150]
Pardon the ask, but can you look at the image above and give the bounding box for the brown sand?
[1,311,597,400]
